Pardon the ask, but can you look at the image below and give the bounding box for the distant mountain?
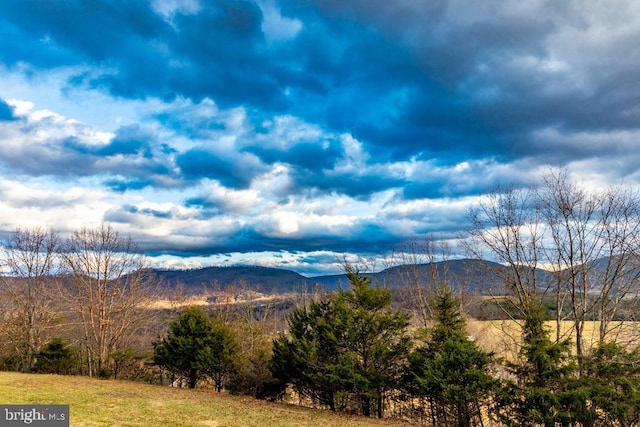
[3,258,628,298]
[152,265,317,294]
[151,259,524,296]
[310,259,514,294]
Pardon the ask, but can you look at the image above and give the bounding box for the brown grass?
[467,319,640,361]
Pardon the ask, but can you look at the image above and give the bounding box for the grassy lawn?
[0,372,408,427]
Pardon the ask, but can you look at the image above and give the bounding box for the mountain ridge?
[151,259,519,294]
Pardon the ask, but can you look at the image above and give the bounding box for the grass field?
[0,372,410,427]
[467,319,640,361]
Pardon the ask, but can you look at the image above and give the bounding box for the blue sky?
[1,0,640,276]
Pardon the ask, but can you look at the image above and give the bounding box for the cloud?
[185,181,262,214]
[0,102,180,190]
[177,148,268,188]
[258,0,303,43]
[1,1,640,274]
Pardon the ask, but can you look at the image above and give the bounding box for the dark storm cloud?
[177,148,267,188]
[183,196,221,213]
[122,204,174,220]
[4,0,640,171]
[3,0,640,269]
[177,220,402,255]
[245,140,342,170]
[99,125,152,157]
[0,0,168,68]
[276,0,640,165]
[291,168,405,200]
[0,0,496,166]
[0,115,177,189]
[103,178,154,193]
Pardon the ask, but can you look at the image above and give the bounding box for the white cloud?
[258,0,303,43]
[200,180,263,214]
[0,178,112,232]
[151,0,201,20]
[276,212,300,235]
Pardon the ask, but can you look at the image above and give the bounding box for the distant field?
[467,319,640,360]
[0,372,408,427]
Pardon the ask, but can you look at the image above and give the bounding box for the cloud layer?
[1,0,640,275]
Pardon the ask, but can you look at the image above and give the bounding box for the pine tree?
[494,303,576,427]
[334,270,412,417]
[152,306,238,389]
[407,285,497,427]
[34,338,76,375]
[271,299,343,409]
[569,342,640,427]
[199,317,239,392]
[271,269,411,417]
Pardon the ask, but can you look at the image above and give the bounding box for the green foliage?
[568,342,640,427]
[407,285,498,427]
[96,367,112,379]
[227,347,283,400]
[271,269,411,417]
[152,306,239,390]
[334,270,412,417]
[494,304,576,427]
[34,338,76,375]
[109,348,149,381]
[199,317,240,392]
[0,355,19,372]
[271,299,343,409]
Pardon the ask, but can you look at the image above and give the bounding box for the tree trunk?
[361,395,371,417]
[189,368,198,389]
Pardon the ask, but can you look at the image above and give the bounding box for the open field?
[467,319,640,361]
[0,372,408,427]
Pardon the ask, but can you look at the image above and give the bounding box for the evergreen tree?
[228,347,282,399]
[494,303,576,427]
[34,338,76,375]
[271,269,411,417]
[567,342,640,427]
[407,285,498,427]
[152,306,238,389]
[199,317,240,392]
[333,269,412,417]
[271,299,345,410]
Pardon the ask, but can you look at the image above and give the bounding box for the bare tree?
[0,227,60,372]
[540,169,602,371]
[594,186,640,343]
[466,187,548,319]
[468,170,640,375]
[540,170,640,371]
[383,237,452,329]
[60,224,157,376]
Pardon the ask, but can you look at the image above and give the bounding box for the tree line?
[0,224,157,378]
[150,268,640,426]
[1,168,640,426]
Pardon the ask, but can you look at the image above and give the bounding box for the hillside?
[0,372,406,427]
[0,259,567,296]
[152,265,317,294]
[311,258,515,293]
[152,259,550,295]
[33,257,625,297]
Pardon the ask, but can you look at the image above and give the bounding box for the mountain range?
[152,259,514,295]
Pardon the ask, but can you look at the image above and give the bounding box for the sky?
[1,0,640,276]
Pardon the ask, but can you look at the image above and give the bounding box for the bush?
[34,338,76,375]
[227,348,284,400]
